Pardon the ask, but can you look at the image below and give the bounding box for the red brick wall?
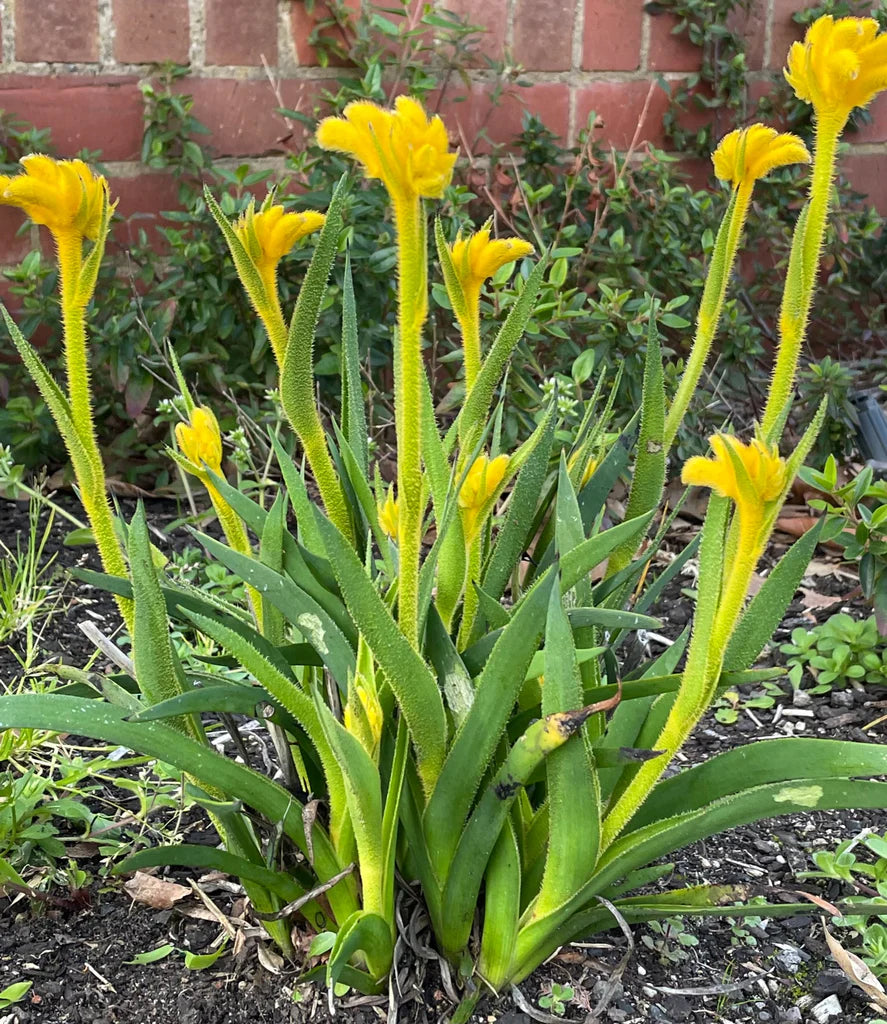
[0,0,885,265]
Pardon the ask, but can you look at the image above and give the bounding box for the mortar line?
[97,0,113,68]
[188,0,206,70]
[639,2,652,71]
[2,0,15,65]
[763,0,774,68]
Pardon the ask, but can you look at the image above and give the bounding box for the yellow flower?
[378,489,399,540]
[0,154,106,240]
[316,96,457,201]
[235,201,325,278]
[458,453,509,542]
[682,435,787,516]
[568,451,599,489]
[712,125,810,190]
[449,224,534,297]
[785,15,887,124]
[175,407,223,474]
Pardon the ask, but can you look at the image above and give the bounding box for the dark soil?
[1,495,887,1024]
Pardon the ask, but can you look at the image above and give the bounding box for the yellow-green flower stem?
[206,481,264,628]
[456,533,483,650]
[56,228,133,630]
[760,117,841,442]
[253,264,289,368]
[663,183,750,451]
[392,192,428,648]
[601,504,765,849]
[456,285,482,394]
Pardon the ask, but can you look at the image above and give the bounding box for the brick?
[841,152,887,213]
[769,0,809,70]
[0,75,143,161]
[291,0,360,67]
[433,81,570,154]
[15,0,99,63]
[446,0,507,64]
[727,0,766,71]
[0,208,40,266]
[114,0,190,64]
[848,93,887,144]
[647,11,700,71]
[109,171,182,248]
[575,79,672,150]
[583,0,642,71]
[186,77,327,157]
[205,0,277,66]
[513,0,573,71]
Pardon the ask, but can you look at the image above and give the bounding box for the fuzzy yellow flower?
[785,15,887,125]
[712,125,810,190]
[459,453,509,542]
[0,154,106,241]
[682,435,786,515]
[378,489,399,541]
[235,202,326,279]
[175,407,223,475]
[567,449,599,489]
[317,96,456,201]
[449,224,534,297]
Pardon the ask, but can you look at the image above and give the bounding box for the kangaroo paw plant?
[3,15,887,1010]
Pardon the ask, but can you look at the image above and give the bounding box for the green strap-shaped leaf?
[477,819,521,992]
[514,777,887,981]
[282,175,346,433]
[423,571,557,879]
[126,685,267,722]
[115,845,307,904]
[269,432,326,556]
[260,491,287,646]
[607,320,665,577]
[725,519,824,672]
[325,911,392,991]
[424,606,474,726]
[128,504,194,735]
[462,605,660,677]
[312,511,447,789]
[533,579,600,916]
[627,737,887,831]
[481,404,555,604]
[314,698,384,920]
[192,530,357,685]
[340,250,368,476]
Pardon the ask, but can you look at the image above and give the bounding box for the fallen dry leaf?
[775,514,820,539]
[124,871,190,910]
[797,586,845,620]
[823,921,887,1010]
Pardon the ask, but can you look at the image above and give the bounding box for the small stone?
[637,964,647,976]
[810,994,843,1023]
[792,689,814,708]
[641,985,658,998]
[829,689,855,707]
[779,1009,802,1024]
[820,711,861,728]
[776,946,805,973]
[813,969,853,997]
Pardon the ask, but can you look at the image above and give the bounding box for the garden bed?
[1,495,886,1024]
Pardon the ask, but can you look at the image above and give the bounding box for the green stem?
[457,288,482,395]
[761,118,840,441]
[456,533,482,650]
[392,193,428,648]
[663,183,750,450]
[255,265,289,367]
[56,228,132,630]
